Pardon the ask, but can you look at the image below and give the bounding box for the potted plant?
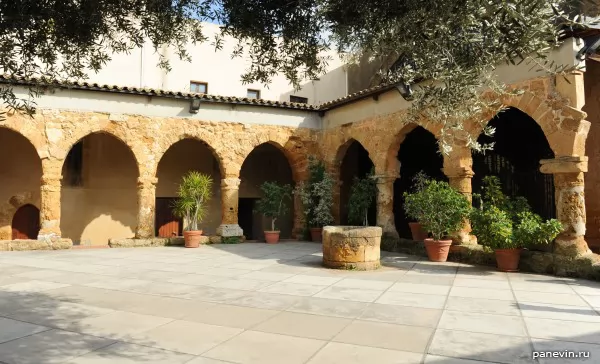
[347,171,378,226]
[406,172,430,241]
[296,157,334,242]
[172,171,213,248]
[471,176,562,271]
[255,181,293,244]
[403,177,471,262]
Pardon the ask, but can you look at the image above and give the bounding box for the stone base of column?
[217,224,244,237]
[554,235,591,257]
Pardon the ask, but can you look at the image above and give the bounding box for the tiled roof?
[316,82,399,110]
[0,73,400,113]
[0,74,317,111]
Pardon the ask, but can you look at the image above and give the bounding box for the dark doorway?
[473,107,555,219]
[11,204,40,239]
[239,198,259,240]
[339,140,376,225]
[393,126,446,239]
[155,197,182,237]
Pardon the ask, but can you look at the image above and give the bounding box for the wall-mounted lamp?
[396,83,414,101]
[189,99,201,113]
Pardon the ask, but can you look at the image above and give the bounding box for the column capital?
[221,177,241,189]
[540,156,588,174]
[442,166,474,179]
[137,177,158,188]
[373,173,398,184]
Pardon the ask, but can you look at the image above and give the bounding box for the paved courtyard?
[0,242,599,364]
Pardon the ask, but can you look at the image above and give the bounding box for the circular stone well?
[322,226,382,270]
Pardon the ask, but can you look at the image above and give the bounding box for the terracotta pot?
[495,248,522,272]
[183,230,203,248]
[264,231,281,244]
[409,222,428,241]
[310,227,323,242]
[424,238,453,262]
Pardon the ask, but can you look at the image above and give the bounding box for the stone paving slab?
[0,242,599,363]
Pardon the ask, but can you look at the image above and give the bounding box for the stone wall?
[0,108,319,245]
[584,59,600,252]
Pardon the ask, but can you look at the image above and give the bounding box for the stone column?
[216,177,244,237]
[443,166,477,245]
[135,177,158,239]
[38,173,62,241]
[540,156,590,256]
[375,174,399,240]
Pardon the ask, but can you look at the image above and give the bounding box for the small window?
[190,81,208,94]
[63,141,84,187]
[290,95,308,104]
[247,89,261,99]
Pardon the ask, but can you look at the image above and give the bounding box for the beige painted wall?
[584,58,600,251]
[0,128,42,239]
[156,139,223,235]
[60,133,138,245]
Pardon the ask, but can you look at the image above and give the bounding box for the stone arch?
[335,138,376,225]
[156,134,226,178]
[60,132,140,245]
[485,92,588,156]
[155,137,223,237]
[11,204,40,239]
[383,123,440,176]
[390,124,446,239]
[239,142,295,240]
[473,106,556,221]
[0,127,43,240]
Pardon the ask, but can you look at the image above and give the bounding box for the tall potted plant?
[296,157,334,242]
[471,176,562,271]
[255,181,293,244]
[347,171,378,226]
[172,171,213,248]
[404,178,471,262]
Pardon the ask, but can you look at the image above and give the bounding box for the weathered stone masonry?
[0,73,595,261]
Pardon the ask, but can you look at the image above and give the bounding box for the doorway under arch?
[239,143,294,241]
[156,138,222,237]
[338,139,376,226]
[11,204,40,239]
[473,107,555,219]
[393,126,446,239]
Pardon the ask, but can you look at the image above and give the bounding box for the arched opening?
[473,107,555,219]
[12,204,40,239]
[0,128,42,240]
[61,133,139,245]
[156,138,222,237]
[338,140,376,225]
[239,143,294,241]
[393,126,446,239]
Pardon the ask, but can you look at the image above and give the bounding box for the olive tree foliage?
[1,0,598,152]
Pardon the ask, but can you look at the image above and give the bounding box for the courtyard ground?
[0,242,599,364]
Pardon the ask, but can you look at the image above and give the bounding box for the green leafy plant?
[255,181,293,231]
[172,171,213,231]
[295,156,334,228]
[513,211,563,248]
[470,205,515,249]
[471,176,563,249]
[403,177,471,241]
[347,170,378,226]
